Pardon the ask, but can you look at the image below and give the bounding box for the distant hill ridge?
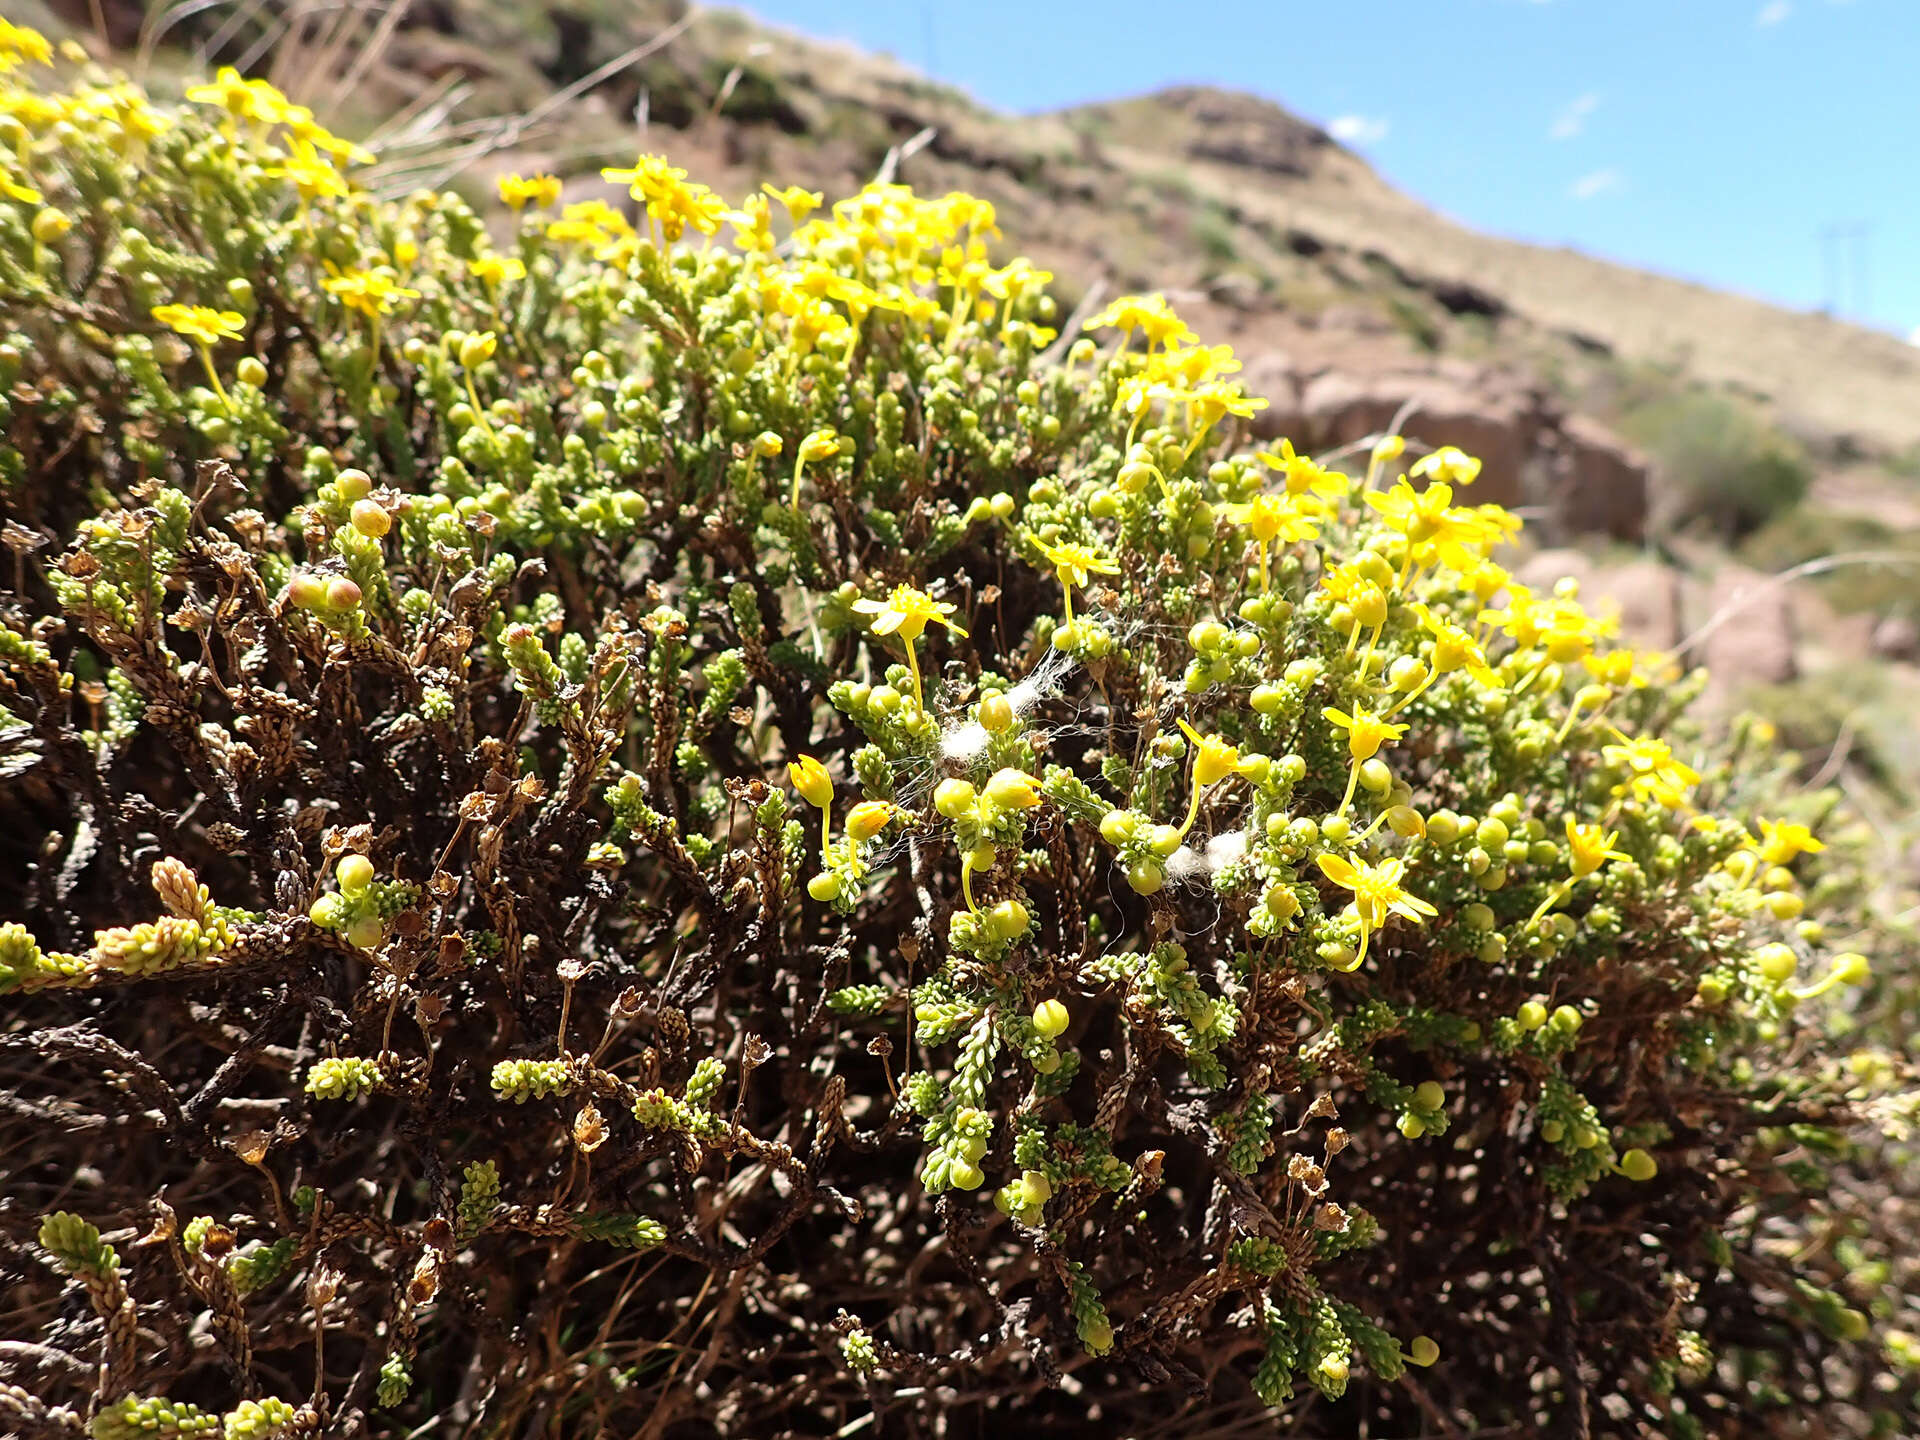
[39,0,1920,456]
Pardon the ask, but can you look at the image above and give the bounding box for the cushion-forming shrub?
[2,33,1916,1439]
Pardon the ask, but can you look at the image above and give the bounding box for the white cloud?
[1908,324,1920,347]
[1756,1,1791,26]
[1328,113,1390,146]
[1550,92,1601,140]
[1569,167,1623,200]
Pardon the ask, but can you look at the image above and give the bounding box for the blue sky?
[740,0,1920,340]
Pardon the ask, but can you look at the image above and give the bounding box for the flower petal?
[1316,853,1357,887]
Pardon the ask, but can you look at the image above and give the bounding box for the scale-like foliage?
[2,33,1916,1438]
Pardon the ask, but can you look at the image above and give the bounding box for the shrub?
[1623,387,1812,538]
[2,36,1917,1439]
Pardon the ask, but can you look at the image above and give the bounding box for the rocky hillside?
[40,0,1920,455]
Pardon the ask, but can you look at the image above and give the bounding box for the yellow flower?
[1756,819,1824,867]
[1316,852,1437,966]
[602,154,687,201]
[1088,293,1196,349]
[185,66,255,118]
[321,268,420,319]
[152,303,245,346]
[498,173,563,211]
[547,199,630,247]
[470,255,527,288]
[1321,705,1406,762]
[1258,439,1348,501]
[1411,445,1482,486]
[1035,537,1120,621]
[1365,479,1501,571]
[852,584,966,644]
[788,755,833,810]
[1224,492,1316,548]
[1411,604,1498,686]
[288,113,375,167]
[851,585,967,708]
[1177,720,1240,787]
[264,137,348,203]
[1601,735,1700,809]
[763,183,823,224]
[186,67,294,125]
[0,20,53,70]
[1565,817,1628,878]
[729,194,776,255]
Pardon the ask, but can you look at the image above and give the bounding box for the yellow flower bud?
[984,768,1042,810]
[1031,998,1069,1039]
[31,208,72,244]
[1386,805,1427,838]
[336,854,374,894]
[1753,942,1797,983]
[933,778,977,820]
[978,692,1014,733]
[458,330,497,368]
[1618,1148,1658,1182]
[350,498,391,538]
[986,899,1030,943]
[1407,1334,1439,1368]
[788,755,833,810]
[846,801,892,842]
[798,429,841,463]
[1832,952,1871,986]
[288,572,328,610]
